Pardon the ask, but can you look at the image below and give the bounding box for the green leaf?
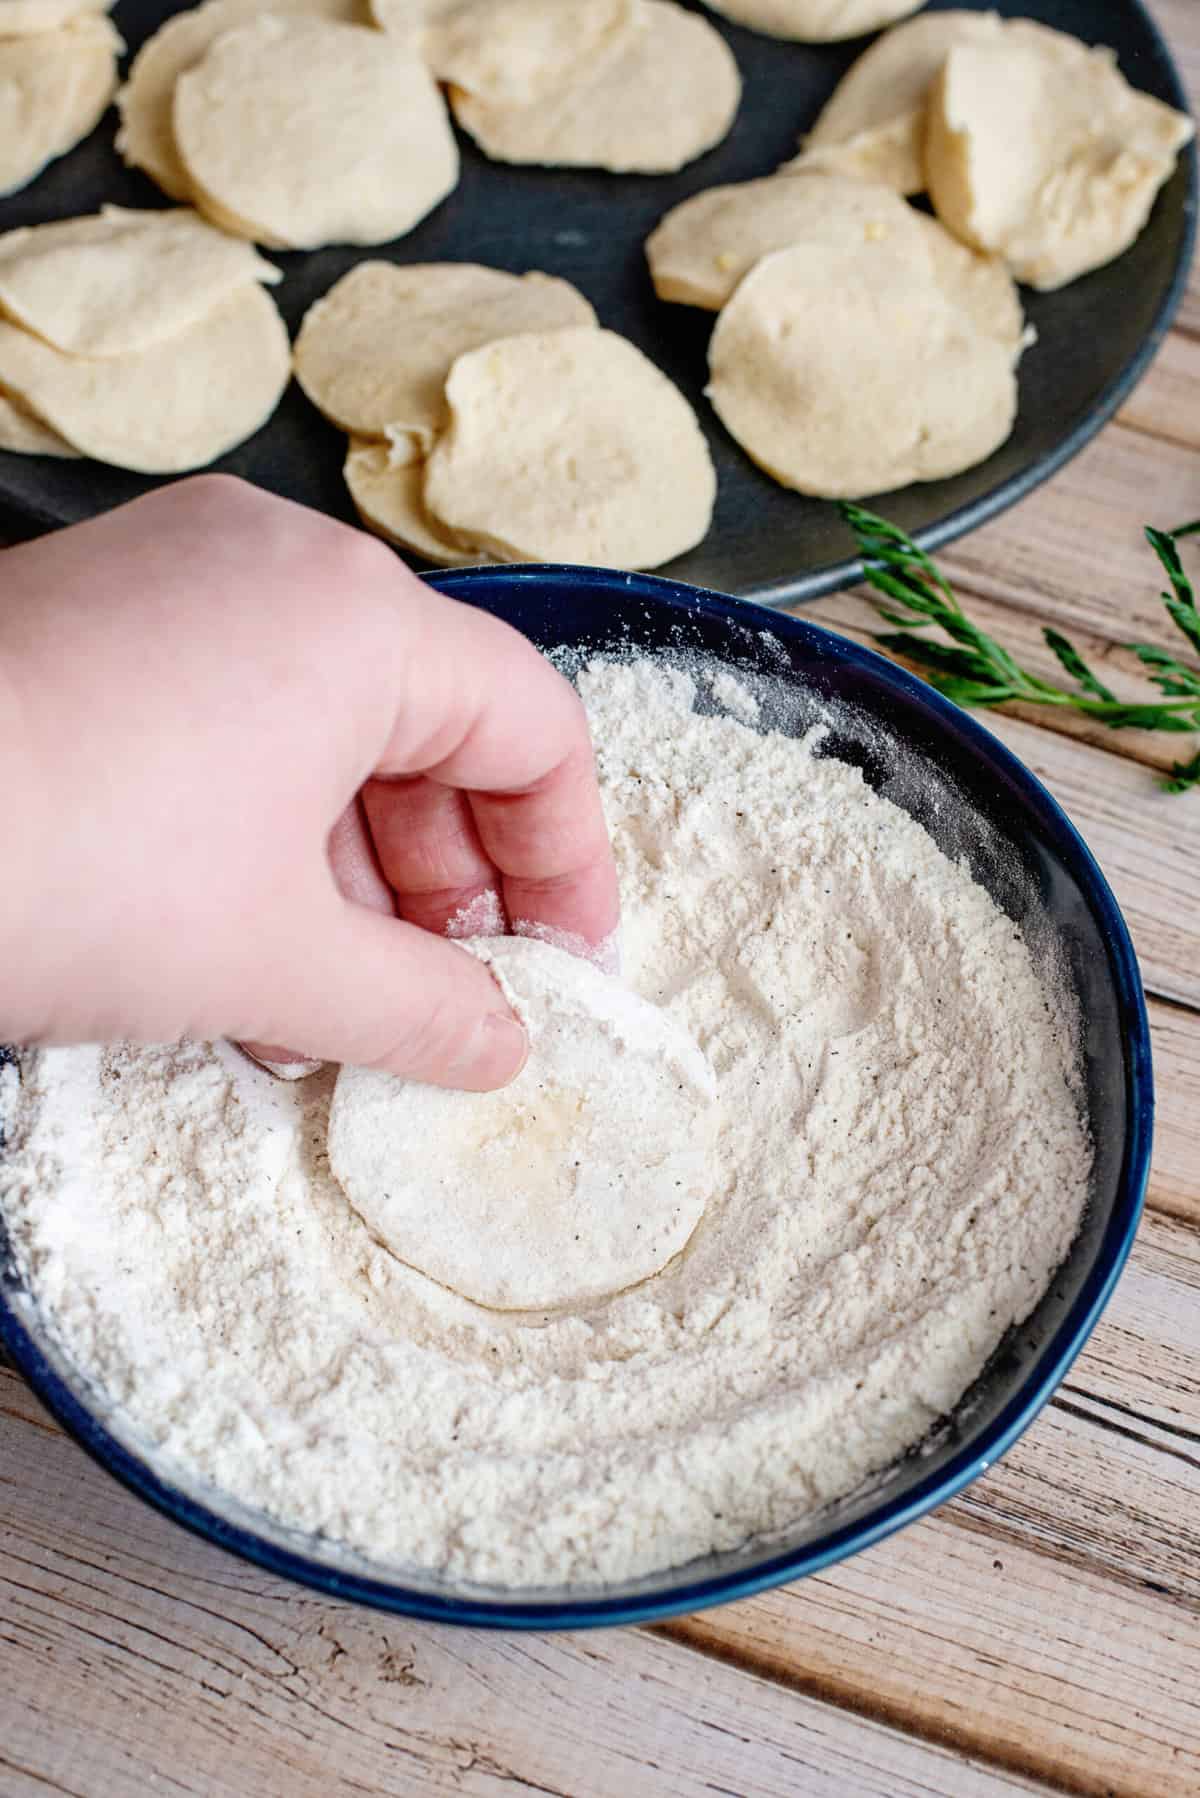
[1165,597,1200,658]
[873,632,1013,687]
[1164,750,1200,793]
[1043,628,1117,702]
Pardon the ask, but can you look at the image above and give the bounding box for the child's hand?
[0,477,620,1089]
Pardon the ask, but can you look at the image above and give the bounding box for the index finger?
[372,583,620,959]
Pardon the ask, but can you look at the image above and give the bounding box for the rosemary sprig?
[841,504,1200,794]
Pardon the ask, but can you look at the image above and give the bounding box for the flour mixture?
[0,656,1091,1588]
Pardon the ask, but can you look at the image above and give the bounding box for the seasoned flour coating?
[926,37,1194,290]
[1,659,1090,1589]
[329,937,718,1312]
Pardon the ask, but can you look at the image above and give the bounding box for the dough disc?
[0,283,290,473]
[0,16,119,198]
[698,0,920,44]
[344,438,485,566]
[116,0,363,203]
[173,15,458,248]
[422,0,639,106]
[0,206,279,357]
[0,0,111,31]
[926,38,1194,291]
[423,326,716,569]
[294,260,595,446]
[0,388,78,456]
[327,936,718,1312]
[450,0,740,175]
[706,227,1022,499]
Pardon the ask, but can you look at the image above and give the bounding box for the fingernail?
[237,1043,324,1081]
[450,1011,528,1092]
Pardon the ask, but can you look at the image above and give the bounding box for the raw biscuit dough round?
[423,326,716,569]
[799,11,1071,195]
[115,0,366,203]
[647,169,924,310]
[0,388,78,456]
[344,438,484,566]
[327,936,718,1312]
[421,0,640,105]
[926,38,1195,290]
[699,0,920,43]
[0,284,290,472]
[0,207,280,356]
[450,0,740,174]
[0,0,110,34]
[172,15,458,248]
[0,15,119,198]
[706,236,1022,499]
[295,260,596,447]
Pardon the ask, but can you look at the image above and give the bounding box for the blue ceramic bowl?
[0,566,1153,1629]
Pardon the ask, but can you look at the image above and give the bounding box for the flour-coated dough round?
[0,388,78,456]
[0,0,109,34]
[0,16,118,198]
[424,326,716,570]
[294,260,596,446]
[699,0,920,43]
[344,438,485,566]
[0,206,280,356]
[801,10,1070,195]
[116,0,362,203]
[327,936,718,1312]
[926,38,1195,291]
[173,15,458,248]
[424,0,640,105]
[707,232,1022,499]
[0,284,290,472]
[450,0,740,174]
[647,170,922,310]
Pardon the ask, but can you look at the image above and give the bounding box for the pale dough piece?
[647,169,926,309]
[327,935,718,1312]
[173,15,459,249]
[0,388,78,456]
[0,0,109,35]
[115,0,365,204]
[706,237,1022,499]
[294,260,596,447]
[450,0,740,175]
[344,438,487,566]
[698,0,920,43]
[424,326,716,570]
[0,207,280,356]
[926,39,1195,291]
[423,0,641,106]
[0,285,290,473]
[0,15,119,197]
[799,11,1071,195]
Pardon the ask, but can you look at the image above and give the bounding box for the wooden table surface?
[4,7,1200,1794]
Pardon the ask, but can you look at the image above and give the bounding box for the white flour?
[0,656,1090,1589]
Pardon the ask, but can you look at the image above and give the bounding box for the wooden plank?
[1118,327,1200,451]
[0,1367,1054,1798]
[1147,998,1200,1224]
[664,1212,1200,1798]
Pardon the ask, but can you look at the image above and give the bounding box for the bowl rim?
[0,569,1154,1629]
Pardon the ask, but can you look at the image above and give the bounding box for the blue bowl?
[0,565,1153,1629]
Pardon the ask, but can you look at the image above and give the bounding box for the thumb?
[249,900,528,1092]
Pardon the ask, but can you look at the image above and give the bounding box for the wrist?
[0,652,56,1042]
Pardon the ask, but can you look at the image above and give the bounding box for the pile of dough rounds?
[648,169,1027,498]
[297,260,715,568]
[790,10,1193,289]
[374,0,742,173]
[328,935,719,1313]
[0,0,120,197]
[0,206,289,470]
[117,0,457,248]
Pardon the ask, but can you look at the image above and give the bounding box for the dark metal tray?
[0,0,1194,601]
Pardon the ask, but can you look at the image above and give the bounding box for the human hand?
[0,477,619,1089]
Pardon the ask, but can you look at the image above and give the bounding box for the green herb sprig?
[841,504,1200,795]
